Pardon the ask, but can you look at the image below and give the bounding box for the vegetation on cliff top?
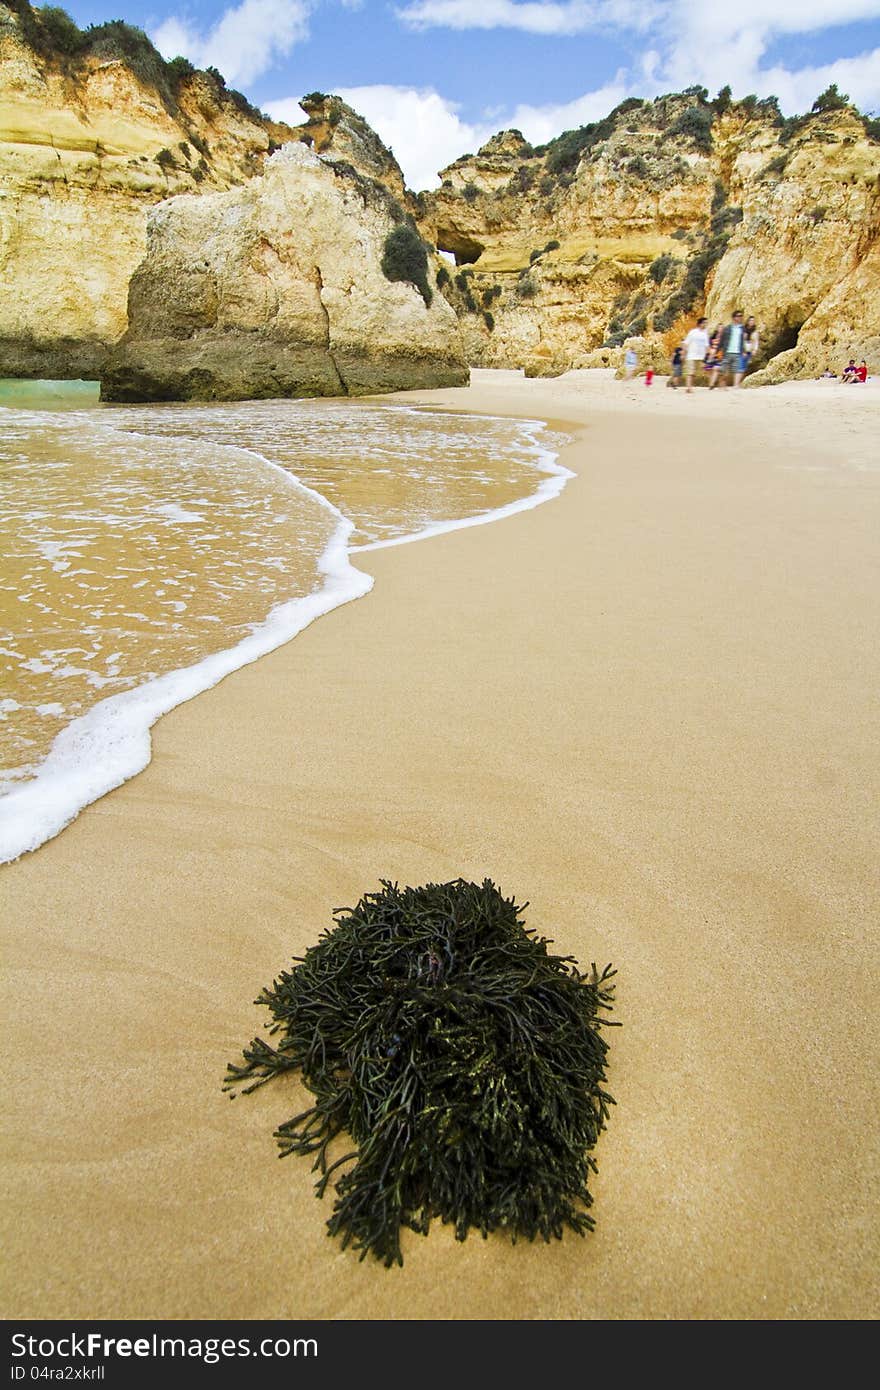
[491,82,878,194]
[7,1,265,122]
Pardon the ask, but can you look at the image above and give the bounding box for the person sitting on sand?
[683,318,710,392]
[818,366,837,378]
[842,360,868,383]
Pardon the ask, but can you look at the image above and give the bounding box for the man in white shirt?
[684,317,710,393]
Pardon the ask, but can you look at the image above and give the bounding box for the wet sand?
[2,369,878,1320]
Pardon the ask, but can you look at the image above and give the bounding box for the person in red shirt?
[856,361,868,383]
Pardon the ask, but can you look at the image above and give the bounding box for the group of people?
[673,310,760,391]
[625,311,870,391]
[838,359,869,383]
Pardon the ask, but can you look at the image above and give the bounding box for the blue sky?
[55,2,880,188]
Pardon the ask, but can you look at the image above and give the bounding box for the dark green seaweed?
[225,878,617,1266]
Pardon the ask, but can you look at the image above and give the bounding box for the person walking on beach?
[704,324,724,387]
[668,343,683,388]
[717,309,746,388]
[743,316,760,374]
[683,317,710,392]
[624,346,638,380]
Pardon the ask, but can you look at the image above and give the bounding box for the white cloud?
[399,0,880,33]
[756,47,880,113]
[506,76,630,144]
[152,0,312,87]
[395,0,880,115]
[397,0,656,33]
[658,5,880,112]
[673,0,880,41]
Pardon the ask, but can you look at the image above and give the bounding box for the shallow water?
[0,392,570,861]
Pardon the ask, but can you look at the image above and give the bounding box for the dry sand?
[2,369,878,1321]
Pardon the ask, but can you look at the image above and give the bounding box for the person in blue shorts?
[717,310,746,387]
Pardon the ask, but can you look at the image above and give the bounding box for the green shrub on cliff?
[87,20,172,97]
[543,125,597,175]
[812,83,849,113]
[37,6,84,54]
[381,224,433,307]
[664,105,714,152]
[166,55,195,84]
[648,253,675,284]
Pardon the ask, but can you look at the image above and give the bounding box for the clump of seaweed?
[225,879,617,1267]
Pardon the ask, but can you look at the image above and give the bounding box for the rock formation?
[101,142,467,401]
[0,0,299,378]
[292,92,409,206]
[418,93,880,380]
[2,0,877,388]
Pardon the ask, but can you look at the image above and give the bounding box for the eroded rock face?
[101,143,467,401]
[0,2,296,378]
[292,93,409,205]
[419,97,880,380]
[709,116,880,382]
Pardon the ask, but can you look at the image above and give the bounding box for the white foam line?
[1,411,571,865]
[0,512,370,864]
[351,420,573,553]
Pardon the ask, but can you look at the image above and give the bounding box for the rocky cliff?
[101,142,467,401]
[3,0,877,387]
[0,1,300,377]
[418,92,880,379]
[292,91,409,206]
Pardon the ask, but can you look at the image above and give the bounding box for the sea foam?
[0,404,572,863]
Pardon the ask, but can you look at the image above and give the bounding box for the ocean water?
[0,386,571,862]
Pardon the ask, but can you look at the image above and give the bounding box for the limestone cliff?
[0,0,299,377]
[418,93,880,379]
[291,92,409,205]
[4,0,877,388]
[101,142,467,401]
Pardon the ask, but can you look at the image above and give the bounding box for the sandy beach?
[2,367,878,1321]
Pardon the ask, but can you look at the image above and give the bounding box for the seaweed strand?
[225,879,617,1267]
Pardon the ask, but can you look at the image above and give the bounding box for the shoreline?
[0,401,565,864]
[1,369,878,1319]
